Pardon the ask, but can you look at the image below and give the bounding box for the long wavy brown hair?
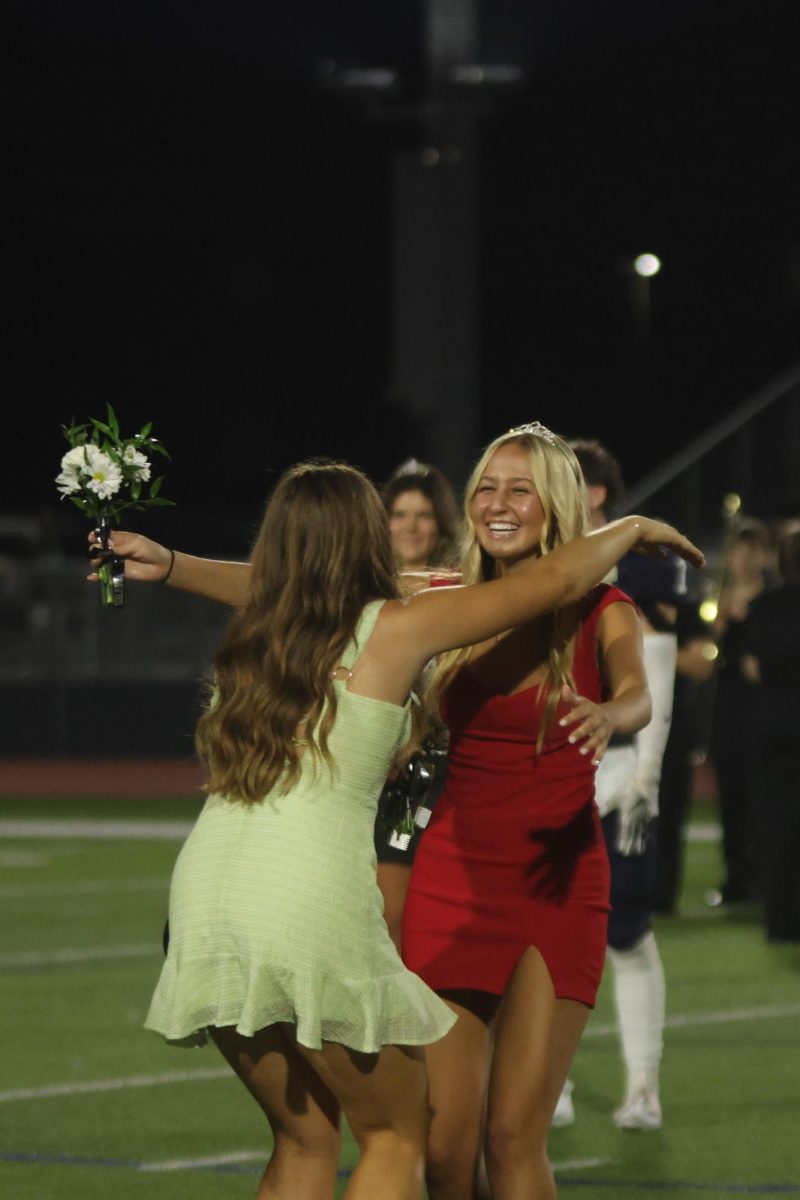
[427,427,589,750]
[196,460,399,804]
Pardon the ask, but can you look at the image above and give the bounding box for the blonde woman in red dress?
[401,423,680,1200]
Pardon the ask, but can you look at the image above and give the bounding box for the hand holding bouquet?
[56,404,173,606]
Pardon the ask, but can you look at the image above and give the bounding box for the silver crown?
[507,421,556,445]
[395,457,424,475]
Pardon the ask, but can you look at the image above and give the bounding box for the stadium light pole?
[321,1,525,489]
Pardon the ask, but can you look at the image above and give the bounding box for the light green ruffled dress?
[145,599,456,1052]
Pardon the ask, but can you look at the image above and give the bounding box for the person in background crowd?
[651,603,718,916]
[383,458,460,577]
[706,519,774,907]
[558,439,679,1131]
[743,529,800,942]
[376,458,461,950]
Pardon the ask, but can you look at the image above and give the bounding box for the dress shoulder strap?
[337,599,386,672]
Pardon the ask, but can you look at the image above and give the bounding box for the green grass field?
[1,793,798,1199]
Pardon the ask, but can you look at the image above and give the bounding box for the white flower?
[122,444,151,481]
[56,445,92,494]
[61,445,92,474]
[55,469,81,495]
[84,450,123,500]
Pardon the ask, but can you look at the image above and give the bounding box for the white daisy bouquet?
[56,404,173,606]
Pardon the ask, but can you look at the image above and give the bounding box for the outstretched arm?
[385,516,703,667]
[88,530,251,607]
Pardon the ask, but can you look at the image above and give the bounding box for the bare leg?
[484,947,590,1200]
[210,1023,341,1200]
[424,992,498,1200]
[295,1038,430,1200]
[377,862,412,952]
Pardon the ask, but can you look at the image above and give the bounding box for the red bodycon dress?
[402,584,634,1008]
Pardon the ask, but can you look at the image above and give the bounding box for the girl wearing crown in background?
[375,458,461,951]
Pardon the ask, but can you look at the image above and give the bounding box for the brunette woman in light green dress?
[93,460,703,1200]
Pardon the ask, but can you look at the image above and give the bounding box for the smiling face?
[469,442,546,570]
[388,488,441,569]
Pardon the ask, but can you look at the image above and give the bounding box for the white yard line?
[0,943,160,968]
[3,1002,798,1106]
[0,1067,229,1103]
[685,822,721,843]
[139,1150,266,1172]
[137,1151,612,1177]
[670,903,760,921]
[585,1001,800,1039]
[0,819,192,841]
[1,818,720,844]
[551,1157,611,1171]
[664,1002,800,1029]
[0,876,169,900]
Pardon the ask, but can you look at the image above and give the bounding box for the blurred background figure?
[742,529,800,942]
[706,518,775,907]
[382,459,460,576]
[651,602,718,916]
[376,458,461,950]
[563,438,679,1130]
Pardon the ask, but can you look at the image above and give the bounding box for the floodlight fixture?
[633,253,661,278]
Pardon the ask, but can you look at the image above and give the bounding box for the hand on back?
[558,685,613,764]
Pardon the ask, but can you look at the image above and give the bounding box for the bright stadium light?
[633,253,661,278]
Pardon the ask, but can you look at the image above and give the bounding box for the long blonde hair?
[196,461,398,803]
[428,427,589,747]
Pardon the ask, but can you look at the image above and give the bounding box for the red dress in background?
[402,584,634,1008]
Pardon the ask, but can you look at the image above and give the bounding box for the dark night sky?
[7,1,800,550]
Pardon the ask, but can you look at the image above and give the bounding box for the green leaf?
[147,439,172,460]
[91,418,114,437]
[137,421,153,439]
[106,402,120,439]
[62,421,90,447]
[150,475,163,497]
[131,480,141,501]
[144,497,176,507]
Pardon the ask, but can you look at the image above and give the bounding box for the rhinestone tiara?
[507,421,556,445]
